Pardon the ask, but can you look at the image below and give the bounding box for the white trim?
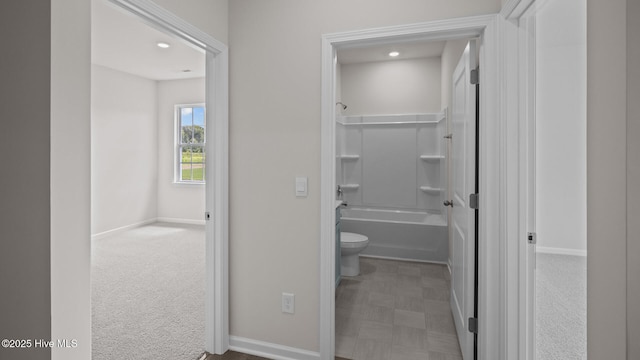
[321,14,503,360]
[156,217,206,226]
[106,0,229,355]
[360,254,449,265]
[106,0,226,54]
[174,103,206,184]
[90,219,157,240]
[501,0,536,19]
[516,8,537,360]
[229,336,320,360]
[537,247,587,257]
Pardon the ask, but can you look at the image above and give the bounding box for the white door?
[450,40,477,360]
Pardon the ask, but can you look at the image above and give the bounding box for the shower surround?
[336,112,448,263]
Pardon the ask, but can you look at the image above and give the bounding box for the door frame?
[104,0,229,354]
[501,0,542,359]
[320,14,505,359]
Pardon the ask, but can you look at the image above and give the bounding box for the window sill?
[173,181,205,186]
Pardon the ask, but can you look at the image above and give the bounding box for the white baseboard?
[537,246,587,257]
[91,219,157,240]
[156,217,206,226]
[360,254,448,265]
[229,336,320,360]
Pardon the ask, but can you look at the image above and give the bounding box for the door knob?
[443,200,453,207]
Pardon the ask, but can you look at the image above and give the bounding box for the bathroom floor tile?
[392,325,429,352]
[337,288,369,308]
[361,304,394,324]
[427,331,462,355]
[393,309,426,330]
[367,279,398,295]
[396,274,422,287]
[424,299,452,315]
[423,286,450,301]
[368,291,396,308]
[335,335,357,359]
[353,338,392,360]
[396,285,423,299]
[390,345,430,360]
[426,313,457,335]
[336,314,362,337]
[428,351,463,360]
[336,258,460,359]
[397,264,422,277]
[358,320,394,342]
[421,277,449,289]
[395,294,426,313]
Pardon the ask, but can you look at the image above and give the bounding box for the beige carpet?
[92,223,205,360]
[536,253,587,360]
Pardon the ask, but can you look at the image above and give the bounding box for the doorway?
[320,15,502,360]
[90,0,229,356]
[518,0,587,358]
[332,38,476,359]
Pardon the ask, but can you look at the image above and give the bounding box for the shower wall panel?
[336,113,445,213]
[362,125,417,207]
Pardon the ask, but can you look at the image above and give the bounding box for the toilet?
[340,232,369,276]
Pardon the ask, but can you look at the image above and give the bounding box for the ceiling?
[91,0,205,81]
[92,0,446,78]
[337,40,446,65]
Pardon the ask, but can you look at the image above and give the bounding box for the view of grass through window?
[179,105,205,182]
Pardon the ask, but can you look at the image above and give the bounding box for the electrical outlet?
[282,293,295,314]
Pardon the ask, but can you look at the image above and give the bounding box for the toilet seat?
[341,232,369,248]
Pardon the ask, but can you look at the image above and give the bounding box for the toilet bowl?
[340,232,369,276]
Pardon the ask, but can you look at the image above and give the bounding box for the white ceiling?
[92,0,445,78]
[91,0,205,81]
[337,40,446,65]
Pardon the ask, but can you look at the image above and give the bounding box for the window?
[175,104,206,183]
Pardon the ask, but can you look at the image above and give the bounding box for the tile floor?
[335,257,462,360]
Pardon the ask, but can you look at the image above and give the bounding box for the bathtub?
[340,207,448,263]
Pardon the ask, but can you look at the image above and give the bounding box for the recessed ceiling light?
[157,42,170,49]
[389,51,400,57]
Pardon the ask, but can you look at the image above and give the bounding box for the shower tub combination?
[340,207,448,263]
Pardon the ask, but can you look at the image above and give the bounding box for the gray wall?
[628,0,640,358]
[228,0,501,350]
[587,0,628,358]
[0,1,52,359]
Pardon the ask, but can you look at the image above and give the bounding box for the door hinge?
[528,232,537,244]
[205,211,211,221]
[468,317,478,334]
[469,193,479,209]
[470,67,479,85]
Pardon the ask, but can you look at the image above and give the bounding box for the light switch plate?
[295,176,308,197]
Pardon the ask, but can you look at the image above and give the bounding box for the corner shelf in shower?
[338,184,359,190]
[419,186,442,195]
[419,155,445,162]
[337,155,360,160]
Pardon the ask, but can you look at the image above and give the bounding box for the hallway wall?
[0,2,52,359]
[228,0,501,351]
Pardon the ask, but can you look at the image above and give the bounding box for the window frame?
[174,103,206,184]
